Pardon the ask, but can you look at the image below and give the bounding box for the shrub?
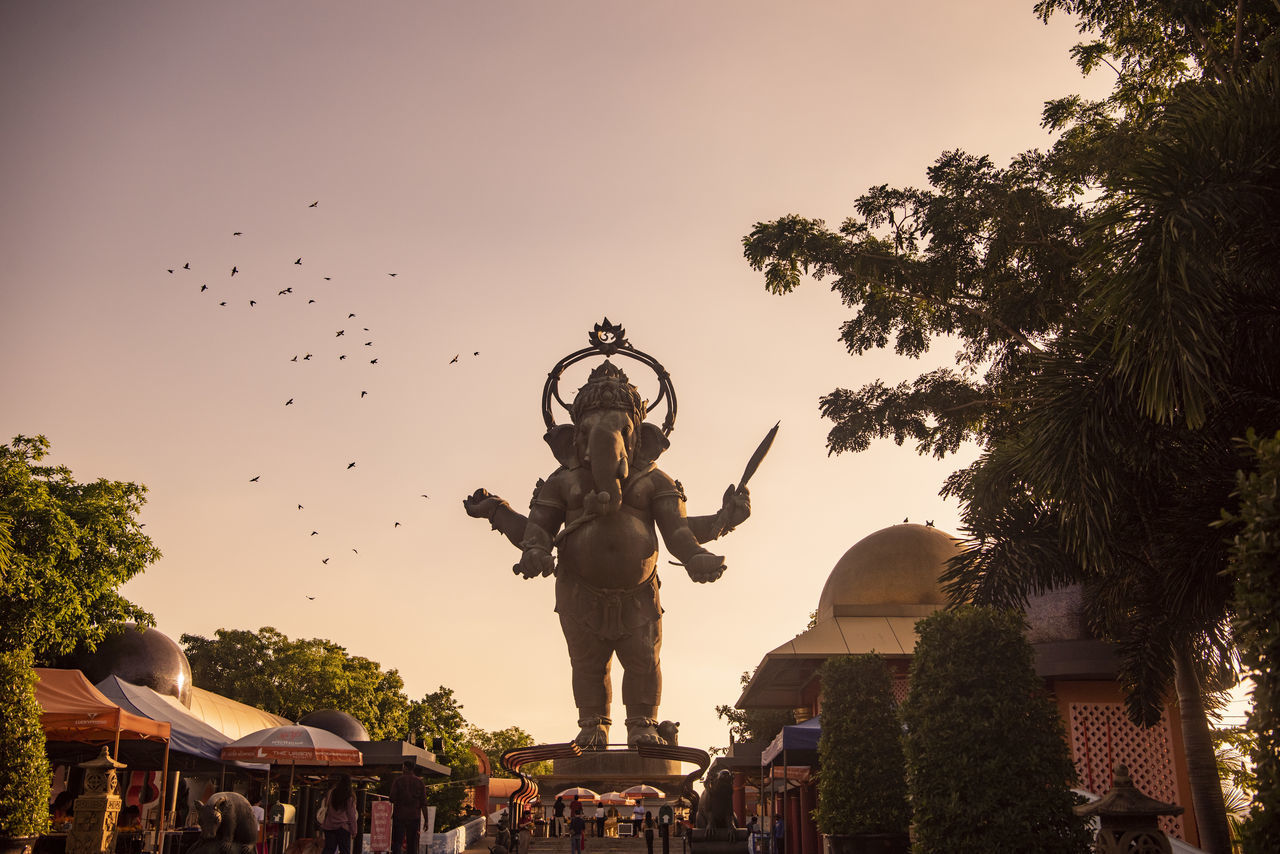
[0,646,51,839]
[901,606,1089,854]
[816,654,910,836]
[1223,430,1280,854]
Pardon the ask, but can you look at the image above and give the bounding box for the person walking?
[553,796,565,838]
[643,812,654,854]
[390,759,429,854]
[569,813,587,854]
[772,815,784,854]
[319,774,359,854]
[631,801,645,837]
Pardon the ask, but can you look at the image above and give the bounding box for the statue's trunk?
[589,428,626,514]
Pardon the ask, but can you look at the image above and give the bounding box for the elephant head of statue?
[543,362,670,516]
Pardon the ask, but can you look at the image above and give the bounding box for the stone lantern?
[1074,764,1184,854]
[67,747,126,854]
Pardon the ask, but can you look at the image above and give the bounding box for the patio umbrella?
[622,784,665,799]
[555,786,599,801]
[221,725,362,853]
[598,791,632,805]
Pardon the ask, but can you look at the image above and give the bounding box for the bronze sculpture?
[464,320,761,749]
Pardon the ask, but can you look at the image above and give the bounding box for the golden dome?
[815,523,961,620]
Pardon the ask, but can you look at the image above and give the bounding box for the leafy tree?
[465,725,552,778]
[742,6,1279,851]
[1220,430,1280,854]
[181,627,408,740]
[406,687,480,831]
[901,607,1090,854]
[0,435,160,838]
[714,670,792,752]
[815,655,909,839]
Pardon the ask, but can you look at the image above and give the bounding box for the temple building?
[732,523,1201,850]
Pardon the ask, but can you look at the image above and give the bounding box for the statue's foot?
[574,715,610,750]
[625,716,666,747]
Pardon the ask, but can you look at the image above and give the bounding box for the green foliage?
[406,687,480,832]
[0,434,159,658]
[181,627,408,740]
[0,647,51,838]
[466,725,551,778]
[714,670,791,751]
[815,655,909,836]
[901,607,1090,854]
[1221,430,1280,853]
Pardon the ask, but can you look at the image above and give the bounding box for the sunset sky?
[2,2,1119,752]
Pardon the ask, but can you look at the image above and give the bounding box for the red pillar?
[802,783,820,854]
[732,773,747,825]
[787,793,802,854]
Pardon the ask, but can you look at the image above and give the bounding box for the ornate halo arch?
[541,318,677,436]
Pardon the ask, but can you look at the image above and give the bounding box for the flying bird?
[473,351,479,356]
[347,462,356,469]
[903,517,909,523]
[308,299,316,304]
[322,557,329,564]
[348,313,355,318]
[291,355,298,362]
[361,391,367,398]
[200,284,208,292]
[167,269,174,274]
[352,548,358,554]
[231,266,238,276]
[183,262,190,270]
[449,355,459,364]
[388,273,397,277]
[309,201,318,207]
[298,504,304,509]
[394,522,401,528]
[294,258,302,265]
[233,231,242,236]
[249,476,260,482]
[249,300,256,306]
[323,277,331,281]
[303,354,313,360]
[925,520,935,527]
[336,330,344,337]
[369,358,378,364]
[420,494,430,499]
[311,531,318,536]
[364,341,373,346]
[339,355,346,360]
[285,398,293,406]
[219,301,227,306]
[307,596,315,600]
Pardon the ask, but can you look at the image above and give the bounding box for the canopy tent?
[187,686,292,741]
[36,668,171,751]
[95,675,266,771]
[761,716,820,767]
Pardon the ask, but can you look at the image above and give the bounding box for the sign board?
[369,802,392,852]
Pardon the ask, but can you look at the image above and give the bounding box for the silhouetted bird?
[298,504,304,509]
[311,531,318,536]
[200,284,208,292]
[167,269,174,273]
[473,351,479,356]
[303,354,312,360]
[233,231,242,236]
[364,341,372,346]
[339,355,346,360]
[925,520,935,527]
[388,273,397,277]
[347,462,356,469]
[323,277,331,281]
[348,313,355,318]
[307,596,315,600]
[309,201,318,207]
[291,355,298,362]
[285,399,293,406]
[420,494,430,499]
[394,522,401,528]
[219,301,227,306]
[903,517,909,523]
[183,262,190,270]
[231,266,238,276]
[322,557,329,564]
[308,299,316,304]
[250,476,260,482]
[249,300,256,306]
[361,391,367,398]
[449,355,459,364]
[369,358,378,364]
[336,330,344,337]
[352,548,358,554]
[294,258,302,265]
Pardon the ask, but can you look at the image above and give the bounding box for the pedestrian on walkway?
[319,774,359,854]
[552,796,565,838]
[772,816,784,854]
[569,814,586,854]
[390,759,429,854]
[631,802,644,837]
[643,813,654,854]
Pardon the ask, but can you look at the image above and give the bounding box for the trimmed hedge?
[816,654,910,836]
[0,646,51,839]
[901,607,1089,854]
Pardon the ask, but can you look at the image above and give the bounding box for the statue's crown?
[572,361,646,425]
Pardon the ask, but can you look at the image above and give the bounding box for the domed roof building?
[734,523,1200,849]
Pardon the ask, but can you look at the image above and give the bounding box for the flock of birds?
[166,200,482,598]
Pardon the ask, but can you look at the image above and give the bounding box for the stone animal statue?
[657,720,680,746]
[695,770,737,833]
[188,792,257,854]
[464,322,754,749]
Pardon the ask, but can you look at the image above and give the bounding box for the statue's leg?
[616,616,663,746]
[560,611,614,748]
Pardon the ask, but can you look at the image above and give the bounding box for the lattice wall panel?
[1069,702,1184,840]
[892,677,909,706]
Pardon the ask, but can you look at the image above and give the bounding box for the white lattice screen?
[892,677,909,705]
[1069,702,1185,840]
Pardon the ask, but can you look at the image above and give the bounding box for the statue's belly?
[559,512,657,588]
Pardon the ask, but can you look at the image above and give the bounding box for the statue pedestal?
[554,750,682,781]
